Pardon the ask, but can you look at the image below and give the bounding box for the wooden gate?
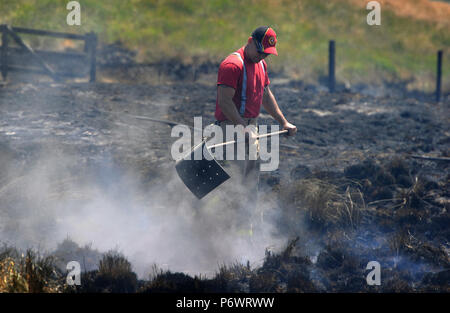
[0,25,97,82]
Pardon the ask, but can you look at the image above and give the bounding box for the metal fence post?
[88,32,97,82]
[436,50,442,102]
[1,24,9,80]
[329,40,335,93]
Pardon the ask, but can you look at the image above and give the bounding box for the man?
[213,26,297,235]
[215,26,297,138]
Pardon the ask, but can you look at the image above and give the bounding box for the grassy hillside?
[0,0,449,90]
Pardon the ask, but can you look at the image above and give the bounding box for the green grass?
[1,0,449,90]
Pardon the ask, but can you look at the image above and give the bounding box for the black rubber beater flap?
[175,140,230,199]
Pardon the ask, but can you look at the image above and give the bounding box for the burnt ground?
[0,75,449,292]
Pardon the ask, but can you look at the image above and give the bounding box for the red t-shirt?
[215,47,270,121]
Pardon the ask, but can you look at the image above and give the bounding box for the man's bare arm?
[217,85,247,127]
[262,86,297,136]
[262,86,288,125]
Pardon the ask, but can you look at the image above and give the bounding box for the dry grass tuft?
[281,178,366,230]
[94,252,138,293]
[249,237,316,292]
[396,176,426,210]
[388,230,450,268]
[0,247,61,293]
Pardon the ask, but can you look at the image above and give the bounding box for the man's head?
[245,26,278,63]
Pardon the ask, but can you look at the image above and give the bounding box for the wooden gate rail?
[0,24,97,82]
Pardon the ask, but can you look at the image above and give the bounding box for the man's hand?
[244,125,258,145]
[282,121,297,136]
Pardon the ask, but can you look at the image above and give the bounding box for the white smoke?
[0,102,286,279]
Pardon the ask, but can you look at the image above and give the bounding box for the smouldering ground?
[0,80,449,292]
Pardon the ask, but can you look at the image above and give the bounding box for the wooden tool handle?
[207,129,288,149]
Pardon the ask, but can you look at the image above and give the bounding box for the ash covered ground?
[0,75,449,292]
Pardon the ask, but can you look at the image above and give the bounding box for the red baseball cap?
[251,26,278,56]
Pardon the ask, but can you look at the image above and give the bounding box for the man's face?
[248,38,270,63]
